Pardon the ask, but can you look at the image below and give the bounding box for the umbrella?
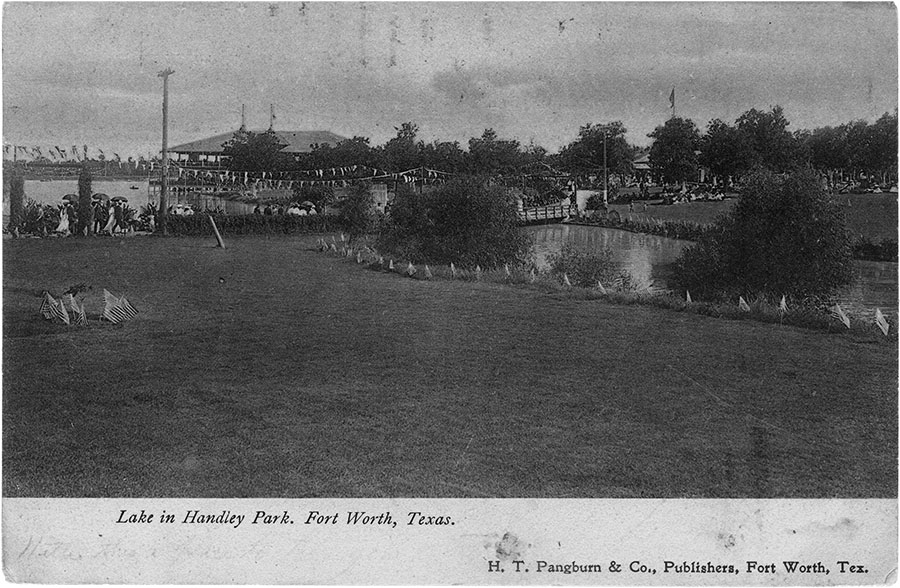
[62,193,78,202]
[110,196,128,202]
[300,200,315,208]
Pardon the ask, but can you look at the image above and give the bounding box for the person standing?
[113,201,125,234]
[92,200,105,234]
[65,201,77,236]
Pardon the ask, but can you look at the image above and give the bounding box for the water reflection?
[527,224,898,316]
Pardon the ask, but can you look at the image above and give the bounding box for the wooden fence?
[518,203,577,224]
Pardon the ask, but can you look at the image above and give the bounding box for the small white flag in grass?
[388,259,394,271]
[875,308,890,336]
[738,296,751,312]
[829,304,850,329]
[686,290,692,303]
[597,281,607,294]
[406,262,416,277]
[423,265,433,279]
[563,273,572,287]
[39,291,56,320]
[530,268,536,283]
[356,251,363,264]
[340,232,345,242]
[504,264,511,278]
[450,262,457,278]
[49,296,70,325]
[475,265,482,280]
[779,295,788,314]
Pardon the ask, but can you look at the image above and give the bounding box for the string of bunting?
[166,163,453,189]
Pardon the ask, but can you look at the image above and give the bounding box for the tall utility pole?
[158,68,175,235]
[602,130,608,209]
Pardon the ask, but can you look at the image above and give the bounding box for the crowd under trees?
[218,106,898,191]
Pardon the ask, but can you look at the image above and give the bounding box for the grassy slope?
[610,193,898,241]
[3,235,897,497]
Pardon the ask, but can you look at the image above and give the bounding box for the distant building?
[169,130,347,166]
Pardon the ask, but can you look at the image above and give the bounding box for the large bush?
[672,169,853,302]
[378,175,533,267]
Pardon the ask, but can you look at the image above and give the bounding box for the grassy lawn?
[611,193,898,241]
[3,235,897,497]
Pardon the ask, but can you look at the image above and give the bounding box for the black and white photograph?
[2,2,897,583]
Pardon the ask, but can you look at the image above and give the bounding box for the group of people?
[253,202,318,216]
[54,198,131,236]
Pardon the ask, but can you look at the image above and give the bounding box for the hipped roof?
[170,130,347,155]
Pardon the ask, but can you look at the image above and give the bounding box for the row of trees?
[649,107,898,185]
[221,107,898,186]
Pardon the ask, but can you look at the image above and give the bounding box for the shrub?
[672,169,854,302]
[78,166,93,236]
[547,244,628,287]
[377,175,533,268]
[8,170,24,229]
[585,194,606,211]
[338,183,378,243]
[20,199,58,235]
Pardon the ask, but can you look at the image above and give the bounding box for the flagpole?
[158,68,174,235]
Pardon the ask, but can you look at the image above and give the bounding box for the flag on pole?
[779,295,788,314]
[388,259,394,271]
[406,262,416,277]
[66,294,87,326]
[356,251,363,264]
[475,265,482,280]
[504,264,511,278]
[103,289,138,324]
[686,290,692,303]
[597,281,607,294]
[39,291,56,319]
[563,273,572,287]
[450,262,457,278]
[738,296,751,312]
[423,265,433,279]
[875,308,889,336]
[49,297,70,325]
[829,304,850,329]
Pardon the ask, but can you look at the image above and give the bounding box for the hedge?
[165,214,345,236]
[573,214,897,262]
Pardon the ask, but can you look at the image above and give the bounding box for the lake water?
[9,179,154,212]
[527,224,898,318]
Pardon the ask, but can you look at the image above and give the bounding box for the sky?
[2,2,897,160]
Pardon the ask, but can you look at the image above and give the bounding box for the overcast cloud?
[3,2,896,159]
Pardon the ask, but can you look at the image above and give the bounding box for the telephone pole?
[158,67,175,235]
[602,130,608,209]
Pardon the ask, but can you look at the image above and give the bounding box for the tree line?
[650,107,898,187]
[224,107,897,189]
